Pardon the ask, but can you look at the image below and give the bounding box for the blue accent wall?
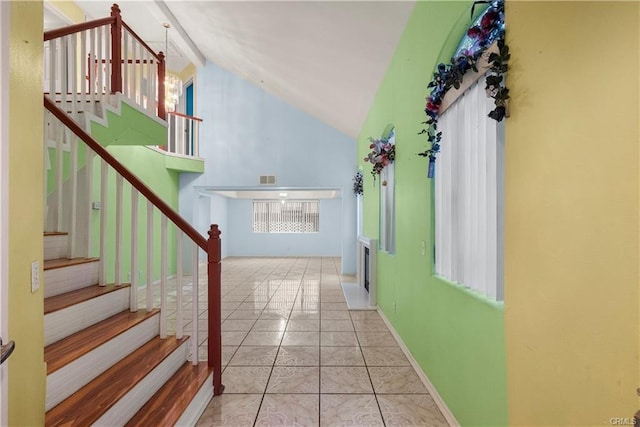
[179,61,357,272]
[227,198,342,257]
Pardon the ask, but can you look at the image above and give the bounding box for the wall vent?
[259,175,276,185]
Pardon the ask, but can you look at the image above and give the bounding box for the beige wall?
[8,1,45,425]
[505,2,640,424]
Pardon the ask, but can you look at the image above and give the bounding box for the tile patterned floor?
[145,257,448,426]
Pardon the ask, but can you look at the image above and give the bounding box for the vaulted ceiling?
[68,1,416,139]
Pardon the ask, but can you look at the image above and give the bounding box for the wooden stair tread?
[46,335,188,427]
[44,283,131,314]
[125,362,212,427]
[43,231,68,236]
[44,257,99,271]
[45,309,159,374]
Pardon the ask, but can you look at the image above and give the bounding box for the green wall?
[89,145,180,284]
[358,2,507,425]
[89,110,185,284]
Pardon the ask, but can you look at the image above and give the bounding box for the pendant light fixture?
[163,23,182,112]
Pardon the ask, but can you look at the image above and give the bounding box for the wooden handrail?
[121,22,162,62]
[44,16,115,41]
[44,95,206,251]
[168,111,204,122]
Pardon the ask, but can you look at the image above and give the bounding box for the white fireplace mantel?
[356,235,376,308]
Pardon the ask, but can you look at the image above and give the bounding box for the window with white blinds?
[434,75,504,301]
[253,200,320,233]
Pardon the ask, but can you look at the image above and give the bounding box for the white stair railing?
[44,104,205,366]
[44,4,166,124]
[166,111,202,158]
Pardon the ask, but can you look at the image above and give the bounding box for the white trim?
[145,145,204,162]
[377,307,460,427]
[0,2,9,425]
[43,1,75,28]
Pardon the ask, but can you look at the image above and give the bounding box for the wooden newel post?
[110,4,122,94]
[157,52,166,120]
[207,224,224,395]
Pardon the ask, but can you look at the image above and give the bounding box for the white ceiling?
[68,0,415,139]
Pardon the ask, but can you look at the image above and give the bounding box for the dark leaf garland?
[353,171,364,196]
[418,0,508,178]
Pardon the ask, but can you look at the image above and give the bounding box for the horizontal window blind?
[253,200,319,233]
[434,76,504,301]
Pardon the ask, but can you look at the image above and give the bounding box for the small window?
[253,200,319,233]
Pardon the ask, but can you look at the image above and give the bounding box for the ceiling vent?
[259,175,276,185]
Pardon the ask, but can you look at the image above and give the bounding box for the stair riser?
[45,288,130,346]
[175,372,214,427]
[44,235,68,261]
[94,339,190,426]
[44,261,99,298]
[46,314,160,411]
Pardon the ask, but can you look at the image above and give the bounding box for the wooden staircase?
[43,232,213,425]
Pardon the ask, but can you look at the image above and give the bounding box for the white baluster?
[85,150,93,257]
[96,26,103,105]
[192,244,199,365]
[130,188,139,311]
[49,38,56,97]
[88,29,95,108]
[115,174,123,286]
[55,121,63,232]
[176,229,183,339]
[160,214,168,338]
[146,200,153,311]
[194,121,199,157]
[70,33,78,120]
[68,135,78,257]
[150,54,156,115]
[132,40,139,104]
[99,160,108,286]
[105,25,111,96]
[80,30,87,110]
[123,30,129,99]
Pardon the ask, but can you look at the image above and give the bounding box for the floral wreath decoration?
[418,0,509,178]
[364,136,395,185]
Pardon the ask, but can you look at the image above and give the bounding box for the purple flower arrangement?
[418,0,508,178]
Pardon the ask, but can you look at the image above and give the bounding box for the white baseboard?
[376,307,460,427]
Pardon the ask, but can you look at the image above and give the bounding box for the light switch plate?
[31,260,39,293]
